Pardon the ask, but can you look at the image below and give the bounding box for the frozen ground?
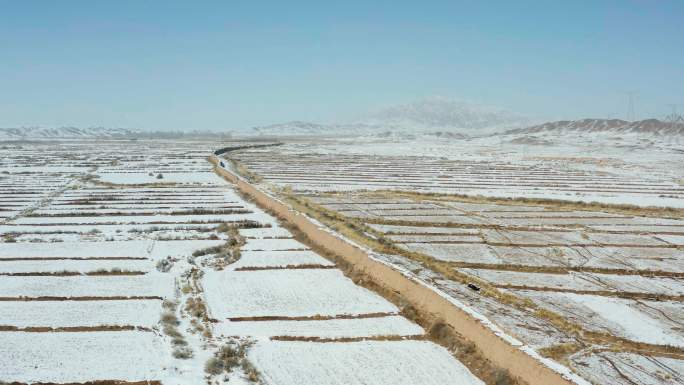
[0,331,167,383]
[230,133,684,207]
[216,315,423,338]
[0,300,161,328]
[1,139,487,385]
[204,269,398,318]
[249,340,485,385]
[229,250,334,269]
[0,275,174,298]
[220,134,684,385]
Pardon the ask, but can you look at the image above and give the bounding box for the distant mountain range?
[4,104,683,140]
[252,98,533,136]
[361,97,532,132]
[0,126,233,140]
[506,119,684,136]
[0,126,140,139]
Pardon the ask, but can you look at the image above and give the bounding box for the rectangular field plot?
[150,239,226,259]
[0,259,153,274]
[388,234,483,243]
[216,315,423,338]
[364,209,466,216]
[480,229,594,245]
[0,331,165,383]
[400,243,500,263]
[442,201,552,212]
[479,210,628,219]
[0,223,218,235]
[368,224,481,235]
[461,268,684,295]
[32,206,248,215]
[242,238,308,251]
[449,245,684,273]
[0,299,161,328]
[570,352,684,385]
[0,275,173,298]
[230,250,334,269]
[96,171,223,184]
[204,269,397,318]
[514,291,684,347]
[0,240,149,259]
[249,340,484,385]
[12,213,258,225]
[239,226,293,239]
[381,215,488,225]
[657,234,684,245]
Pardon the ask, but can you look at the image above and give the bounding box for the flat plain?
[0,139,487,385]
[219,132,684,385]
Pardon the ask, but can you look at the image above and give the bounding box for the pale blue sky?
[0,1,682,130]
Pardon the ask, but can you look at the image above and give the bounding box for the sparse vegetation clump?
[160,300,193,360]
[185,296,208,321]
[205,340,260,383]
[190,223,246,270]
[2,234,17,243]
[156,256,174,272]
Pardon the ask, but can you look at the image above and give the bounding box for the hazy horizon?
[1,1,682,131]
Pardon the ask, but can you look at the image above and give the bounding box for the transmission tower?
[665,104,684,123]
[622,92,637,121]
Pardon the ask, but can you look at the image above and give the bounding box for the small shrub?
[160,311,179,325]
[205,342,255,377]
[156,173,164,179]
[156,257,173,272]
[492,368,514,385]
[163,325,182,338]
[205,357,224,375]
[185,296,207,319]
[162,299,177,311]
[216,345,241,372]
[241,359,260,382]
[173,346,193,359]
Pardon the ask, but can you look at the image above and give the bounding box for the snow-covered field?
[0,239,225,260]
[0,331,167,383]
[0,275,174,298]
[1,140,486,385]
[218,133,684,385]
[292,191,684,385]
[204,269,398,318]
[230,133,684,207]
[249,340,485,385]
[229,250,334,269]
[216,315,423,338]
[0,300,161,328]
[0,259,153,274]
